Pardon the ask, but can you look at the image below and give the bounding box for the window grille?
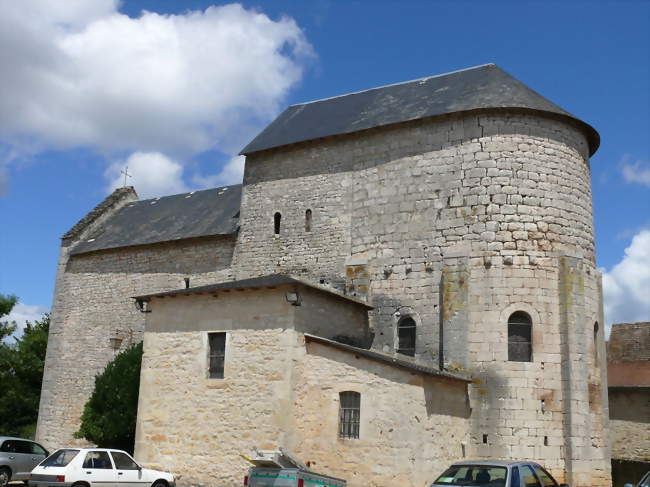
[507,311,532,362]
[208,332,226,379]
[339,391,360,439]
[397,317,416,357]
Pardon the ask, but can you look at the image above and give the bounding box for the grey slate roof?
[241,63,599,156]
[304,334,471,382]
[70,185,241,255]
[133,273,373,309]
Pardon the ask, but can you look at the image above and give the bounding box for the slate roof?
[133,273,373,309]
[304,334,471,382]
[70,185,241,255]
[241,63,599,156]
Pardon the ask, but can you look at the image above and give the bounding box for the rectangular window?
[339,391,361,439]
[208,332,226,379]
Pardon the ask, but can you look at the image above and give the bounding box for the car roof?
[451,460,541,467]
[0,437,38,442]
[55,447,127,452]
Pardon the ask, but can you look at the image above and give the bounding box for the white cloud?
[193,155,245,188]
[0,2,313,157]
[3,302,48,341]
[620,155,650,187]
[105,152,189,199]
[602,230,650,335]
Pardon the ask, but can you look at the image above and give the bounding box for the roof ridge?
[131,183,242,205]
[292,63,496,107]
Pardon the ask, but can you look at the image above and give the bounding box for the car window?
[533,466,557,487]
[0,440,16,453]
[29,442,48,456]
[511,467,521,487]
[83,451,113,469]
[111,451,139,470]
[639,472,650,487]
[434,465,507,486]
[520,466,542,487]
[40,449,80,467]
[14,441,33,454]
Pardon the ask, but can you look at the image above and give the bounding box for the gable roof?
[133,273,373,309]
[241,64,599,156]
[70,185,241,255]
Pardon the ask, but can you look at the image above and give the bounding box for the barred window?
[397,316,416,357]
[508,311,532,362]
[339,391,360,439]
[208,332,226,379]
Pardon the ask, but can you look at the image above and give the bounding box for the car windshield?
[39,449,80,467]
[433,465,508,486]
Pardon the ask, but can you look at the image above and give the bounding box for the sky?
[0,0,648,337]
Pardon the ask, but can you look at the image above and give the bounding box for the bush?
[75,342,143,453]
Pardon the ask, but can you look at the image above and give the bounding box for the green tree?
[0,294,18,342]
[0,296,50,438]
[75,342,143,453]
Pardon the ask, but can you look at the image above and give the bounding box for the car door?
[81,450,117,487]
[25,441,48,474]
[11,440,37,480]
[110,451,143,487]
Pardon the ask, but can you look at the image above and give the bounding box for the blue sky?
[1,0,648,334]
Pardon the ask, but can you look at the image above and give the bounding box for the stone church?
[35,64,611,486]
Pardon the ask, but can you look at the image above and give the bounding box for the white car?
[28,448,175,487]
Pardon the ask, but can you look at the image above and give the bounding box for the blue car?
[430,460,569,487]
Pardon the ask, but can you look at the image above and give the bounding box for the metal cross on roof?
[120,166,132,187]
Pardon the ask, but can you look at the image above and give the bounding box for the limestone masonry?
[36,64,611,486]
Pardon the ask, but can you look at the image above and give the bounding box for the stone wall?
[609,389,650,462]
[134,288,470,487]
[236,111,595,358]
[36,235,236,450]
[293,340,470,487]
[608,322,650,362]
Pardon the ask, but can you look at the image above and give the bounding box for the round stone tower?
[234,64,608,486]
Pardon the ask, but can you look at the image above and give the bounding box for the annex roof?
[70,185,241,255]
[241,63,599,156]
[133,274,374,309]
[304,333,470,383]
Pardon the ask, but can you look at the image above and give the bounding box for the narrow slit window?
[274,212,281,235]
[397,317,416,357]
[508,311,532,362]
[593,321,599,363]
[305,209,312,232]
[339,391,360,439]
[208,332,226,379]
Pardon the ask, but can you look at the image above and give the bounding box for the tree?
[0,294,18,343]
[74,342,143,453]
[0,300,50,438]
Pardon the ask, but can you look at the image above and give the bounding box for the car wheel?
[151,481,167,487]
[0,467,10,487]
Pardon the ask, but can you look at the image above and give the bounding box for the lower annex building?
[36,64,611,486]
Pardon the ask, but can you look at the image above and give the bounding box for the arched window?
[594,321,599,363]
[274,212,281,235]
[508,311,532,362]
[305,209,312,232]
[339,391,360,439]
[397,316,416,357]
